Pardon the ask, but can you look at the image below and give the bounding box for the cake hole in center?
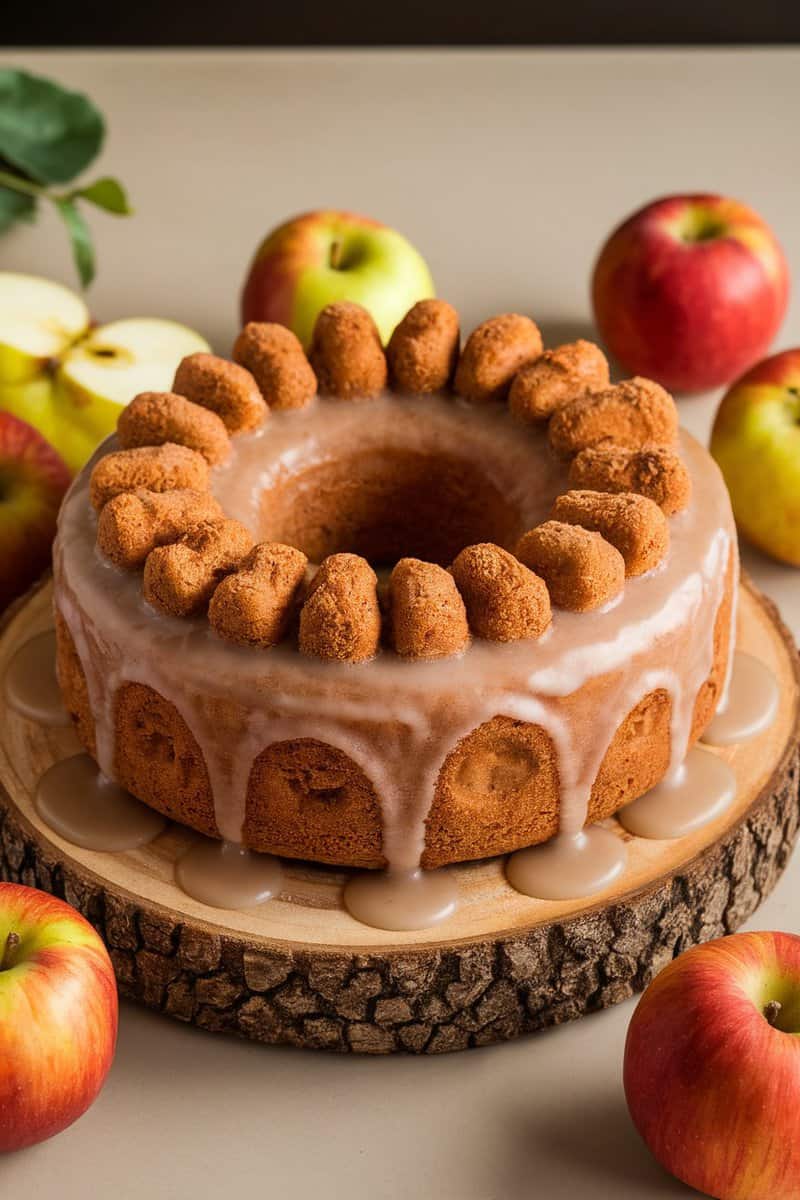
[258,448,527,568]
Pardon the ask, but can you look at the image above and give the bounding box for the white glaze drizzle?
[53,393,736,874]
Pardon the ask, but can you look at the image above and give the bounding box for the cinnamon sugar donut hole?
[209,542,309,648]
[388,557,469,659]
[309,302,387,400]
[568,443,692,515]
[509,340,609,423]
[97,488,224,569]
[454,314,543,403]
[232,323,318,411]
[89,444,210,511]
[515,522,625,612]
[548,377,678,459]
[386,300,460,393]
[117,391,231,465]
[450,544,551,642]
[173,353,268,434]
[551,490,670,577]
[143,518,254,618]
[299,553,381,662]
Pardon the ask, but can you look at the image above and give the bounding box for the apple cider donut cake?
[53,298,736,880]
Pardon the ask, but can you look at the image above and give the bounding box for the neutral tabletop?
[2,47,799,1200]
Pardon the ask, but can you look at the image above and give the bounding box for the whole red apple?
[592,194,789,392]
[241,210,435,348]
[0,883,117,1153]
[625,931,800,1200]
[0,411,71,612]
[711,349,800,566]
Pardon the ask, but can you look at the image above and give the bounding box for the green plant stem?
[0,168,84,206]
[0,168,46,198]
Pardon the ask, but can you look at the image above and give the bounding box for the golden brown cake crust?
[55,305,735,875]
[54,556,733,869]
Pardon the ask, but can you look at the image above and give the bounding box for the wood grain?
[0,578,798,1053]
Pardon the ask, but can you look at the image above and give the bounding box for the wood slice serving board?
[1,578,798,1054]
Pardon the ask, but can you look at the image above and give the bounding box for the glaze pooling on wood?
[343,866,457,931]
[3,630,70,727]
[35,753,167,850]
[618,747,737,840]
[52,394,737,919]
[506,825,626,901]
[4,575,797,1050]
[176,840,282,909]
[703,651,779,747]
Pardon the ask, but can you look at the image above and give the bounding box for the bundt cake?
[52,299,736,880]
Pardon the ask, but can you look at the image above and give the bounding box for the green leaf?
[0,187,36,233]
[0,69,104,185]
[72,176,131,215]
[55,197,95,288]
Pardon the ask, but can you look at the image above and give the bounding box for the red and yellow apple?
[0,412,71,611]
[0,883,117,1153]
[711,349,800,566]
[625,931,800,1200]
[241,210,435,348]
[592,194,789,392]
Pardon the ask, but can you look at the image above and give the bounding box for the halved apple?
[0,273,210,472]
[53,319,210,469]
[0,274,89,385]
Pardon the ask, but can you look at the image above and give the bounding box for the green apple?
[710,348,800,566]
[0,273,209,472]
[241,210,435,348]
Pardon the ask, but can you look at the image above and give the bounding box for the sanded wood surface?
[0,578,798,1053]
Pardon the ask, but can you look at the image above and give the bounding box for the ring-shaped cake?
[52,301,736,883]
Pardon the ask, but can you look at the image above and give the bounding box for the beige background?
[1,48,799,1199]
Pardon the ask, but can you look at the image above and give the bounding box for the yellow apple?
[0,274,209,472]
[711,348,800,566]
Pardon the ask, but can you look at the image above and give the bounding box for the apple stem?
[329,240,343,270]
[764,1000,783,1028]
[0,932,20,972]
